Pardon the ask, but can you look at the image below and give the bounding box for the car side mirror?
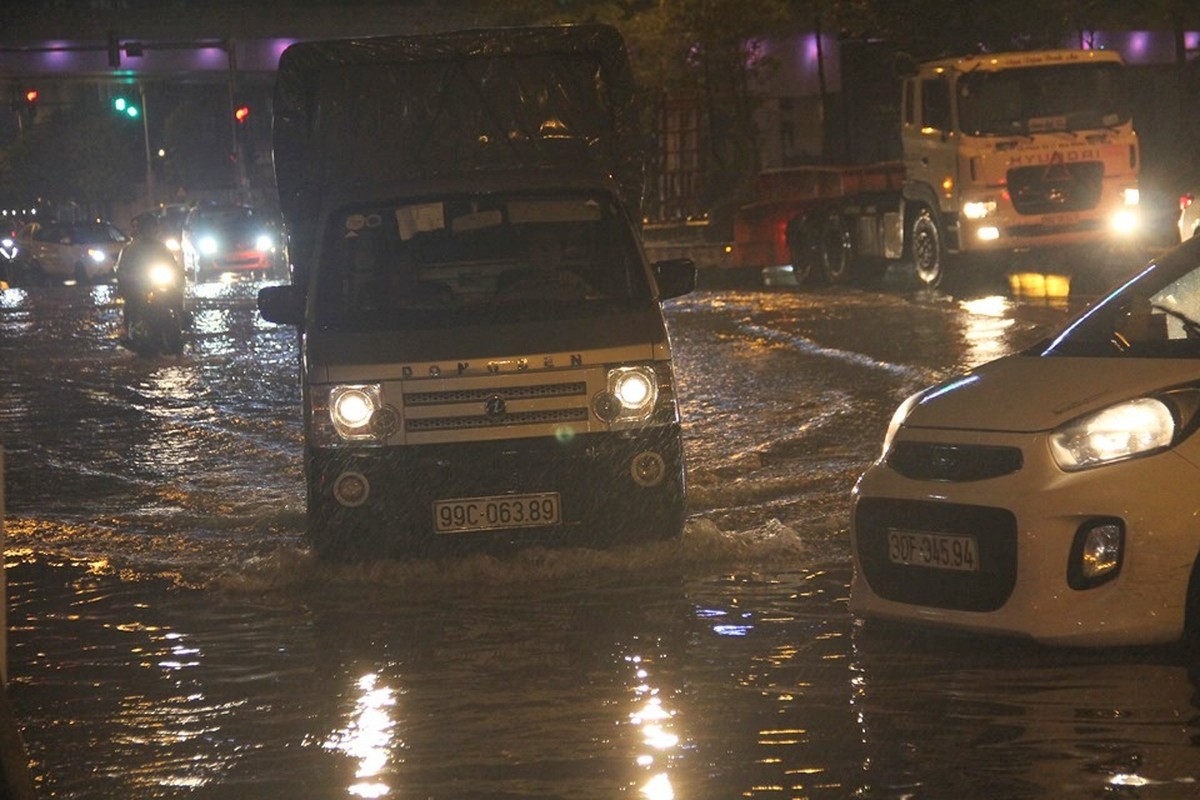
[257,284,304,326]
[653,258,696,300]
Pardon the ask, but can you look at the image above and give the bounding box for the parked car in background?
[851,234,1200,647]
[180,204,282,282]
[1181,187,1199,241]
[131,204,191,265]
[10,220,129,284]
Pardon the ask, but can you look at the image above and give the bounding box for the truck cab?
[901,49,1140,281]
[258,25,695,560]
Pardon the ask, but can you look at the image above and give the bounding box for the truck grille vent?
[406,381,588,406]
[407,407,589,432]
[1007,161,1103,214]
[887,442,1023,482]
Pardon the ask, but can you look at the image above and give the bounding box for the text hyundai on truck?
[734,49,1140,288]
[258,25,696,561]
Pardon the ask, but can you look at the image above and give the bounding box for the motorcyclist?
[116,213,186,344]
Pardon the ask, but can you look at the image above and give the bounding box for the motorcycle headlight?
[1049,397,1175,471]
[147,261,178,289]
[254,233,273,252]
[198,235,219,256]
[87,248,107,263]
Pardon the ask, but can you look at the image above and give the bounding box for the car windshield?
[313,191,652,330]
[957,62,1130,136]
[1033,238,1200,358]
[66,223,127,245]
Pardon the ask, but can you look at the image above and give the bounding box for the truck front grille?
[1007,161,1103,214]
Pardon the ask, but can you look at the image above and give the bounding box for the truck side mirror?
[257,284,304,326]
[653,258,696,300]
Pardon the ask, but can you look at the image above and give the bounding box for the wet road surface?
[1,265,1198,799]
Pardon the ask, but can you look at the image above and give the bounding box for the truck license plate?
[887,529,979,572]
[433,492,561,534]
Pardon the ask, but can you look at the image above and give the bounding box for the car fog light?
[630,451,667,487]
[977,226,1000,241]
[1068,519,1124,589]
[333,471,370,507]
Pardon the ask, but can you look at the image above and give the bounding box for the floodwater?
[1,272,1198,799]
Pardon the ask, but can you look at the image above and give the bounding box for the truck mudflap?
[304,425,687,561]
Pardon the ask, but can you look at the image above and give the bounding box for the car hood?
[904,355,1200,433]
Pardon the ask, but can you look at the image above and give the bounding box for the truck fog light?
[1110,209,1137,235]
[333,471,370,507]
[631,451,667,487]
[1068,519,1124,589]
[977,226,1000,241]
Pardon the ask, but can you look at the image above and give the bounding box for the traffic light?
[23,88,38,118]
[112,96,139,119]
[234,105,250,125]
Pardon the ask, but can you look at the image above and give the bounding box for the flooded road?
[2,271,1198,799]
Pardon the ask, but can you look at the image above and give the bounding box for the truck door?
[903,74,958,221]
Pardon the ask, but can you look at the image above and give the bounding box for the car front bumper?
[850,426,1200,646]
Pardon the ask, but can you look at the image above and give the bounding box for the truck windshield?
[1031,238,1200,359]
[957,62,1130,136]
[314,191,652,330]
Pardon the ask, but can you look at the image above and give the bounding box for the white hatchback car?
[12,220,129,284]
[851,236,1200,647]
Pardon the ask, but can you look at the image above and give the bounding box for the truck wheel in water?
[786,216,823,285]
[910,207,948,289]
[820,212,855,284]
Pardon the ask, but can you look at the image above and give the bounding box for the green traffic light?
[112,97,139,118]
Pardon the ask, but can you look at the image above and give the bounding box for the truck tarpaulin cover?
[273,23,642,275]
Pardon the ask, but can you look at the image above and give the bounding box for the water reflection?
[322,673,399,799]
[625,654,681,800]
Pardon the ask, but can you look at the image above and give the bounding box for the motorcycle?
[123,257,185,356]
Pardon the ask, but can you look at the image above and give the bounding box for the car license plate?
[887,529,979,572]
[433,492,561,534]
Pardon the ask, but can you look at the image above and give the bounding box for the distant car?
[131,204,191,264]
[11,220,129,284]
[851,235,1200,647]
[1181,188,1199,241]
[180,204,281,282]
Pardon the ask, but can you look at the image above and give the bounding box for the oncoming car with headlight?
[180,204,281,282]
[851,235,1200,646]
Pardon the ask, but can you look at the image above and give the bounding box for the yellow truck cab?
[258,25,695,561]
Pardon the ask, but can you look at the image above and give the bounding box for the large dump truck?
[258,25,696,560]
[734,48,1142,288]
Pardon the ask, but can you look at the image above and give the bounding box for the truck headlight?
[1122,187,1140,206]
[1049,397,1175,471]
[198,235,219,255]
[1110,209,1138,235]
[962,200,996,220]
[314,383,387,445]
[593,364,666,425]
[255,233,274,252]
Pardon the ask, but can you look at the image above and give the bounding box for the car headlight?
[147,261,178,289]
[1049,397,1175,471]
[254,233,273,252]
[165,237,181,252]
[198,235,219,256]
[87,248,107,263]
[880,390,926,459]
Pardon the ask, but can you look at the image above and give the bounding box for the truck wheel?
[910,208,947,289]
[820,212,854,284]
[786,217,822,285]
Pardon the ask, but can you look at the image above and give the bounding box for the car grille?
[1007,161,1103,214]
[855,498,1017,612]
[887,442,1022,481]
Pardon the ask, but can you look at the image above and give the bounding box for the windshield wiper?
[1151,304,1200,339]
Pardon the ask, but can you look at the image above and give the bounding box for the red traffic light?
[23,89,39,104]
[234,105,250,124]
